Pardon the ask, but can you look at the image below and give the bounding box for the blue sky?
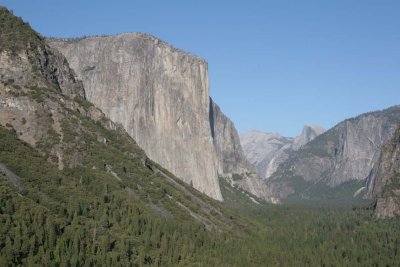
[2,1,400,136]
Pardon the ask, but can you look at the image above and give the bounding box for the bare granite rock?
[366,125,400,218]
[292,125,326,151]
[240,125,325,179]
[268,106,400,200]
[48,34,270,201]
[210,99,272,199]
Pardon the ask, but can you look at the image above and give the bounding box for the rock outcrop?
[292,125,326,151]
[268,106,400,200]
[0,9,127,172]
[211,99,248,175]
[0,9,239,251]
[0,8,86,151]
[0,20,84,98]
[240,125,325,179]
[48,34,268,201]
[210,100,271,199]
[366,125,400,219]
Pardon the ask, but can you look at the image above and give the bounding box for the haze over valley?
[0,2,400,266]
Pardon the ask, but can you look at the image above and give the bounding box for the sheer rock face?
[211,99,249,174]
[240,125,325,179]
[366,126,400,219]
[48,34,267,201]
[210,100,271,199]
[292,125,326,151]
[268,106,400,200]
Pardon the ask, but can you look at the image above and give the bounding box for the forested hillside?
[1,6,400,267]
[0,7,251,265]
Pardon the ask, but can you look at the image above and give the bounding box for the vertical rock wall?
[267,106,400,200]
[367,125,400,218]
[48,33,223,200]
[49,33,268,201]
[210,99,271,198]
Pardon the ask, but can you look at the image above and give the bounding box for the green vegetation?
[1,4,400,266]
[74,95,94,110]
[2,126,400,266]
[219,177,263,207]
[219,179,400,266]
[282,176,369,205]
[231,173,244,181]
[0,7,44,55]
[0,124,250,266]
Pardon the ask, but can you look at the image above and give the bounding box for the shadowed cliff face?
[211,99,250,174]
[268,106,400,201]
[210,99,272,199]
[48,34,269,201]
[0,7,243,236]
[48,33,222,200]
[366,125,400,219]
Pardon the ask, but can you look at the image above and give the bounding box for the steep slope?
[367,125,400,219]
[268,106,400,202]
[3,8,400,266]
[48,34,222,200]
[0,11,84,99]
[292,125,326,151]
[0,8,254,265]
[240,131,292,179]
[240,125,325,179]
[210,99,271,199]
[48,34,270,201]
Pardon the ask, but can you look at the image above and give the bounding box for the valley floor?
[219,178,400,266]
[0,126,399,266]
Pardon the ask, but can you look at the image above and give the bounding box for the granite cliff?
[267,106,400,201]
[48,34,268,201]
[366,125,400,218]
[240,125,325,179]
[0,6,237,233]
[210,100,271,199]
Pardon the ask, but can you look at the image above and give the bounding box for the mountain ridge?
[240,125,325,179]
[2,6,400,266]
[267,105,400,202]
[48,33,271,201]
[0,7,259,265]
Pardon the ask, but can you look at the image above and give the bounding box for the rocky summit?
[47,34,269,201]
[0,8,254,265]
[240,125,325,179]
[267,106,400,201]
[2,5,400,267]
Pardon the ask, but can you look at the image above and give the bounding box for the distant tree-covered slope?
[267,105,400,203]
[1,6,400,267]
[0,7,252,265]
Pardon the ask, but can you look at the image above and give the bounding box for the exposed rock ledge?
[48,33,270,201]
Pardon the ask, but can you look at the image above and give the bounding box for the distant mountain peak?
[240,125,325,179]
[267,105,400,202]
[292,125,326,151]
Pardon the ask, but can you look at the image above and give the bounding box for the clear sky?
[2,0,399,137]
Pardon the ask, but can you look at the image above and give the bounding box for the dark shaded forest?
[1,124,399,266]
[1,6,400,266]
